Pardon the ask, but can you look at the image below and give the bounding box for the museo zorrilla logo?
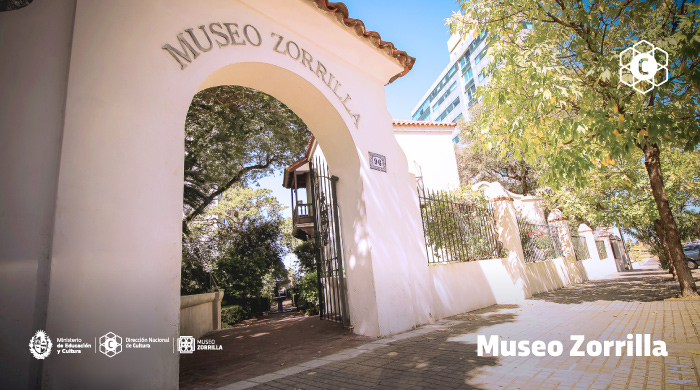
[619,40,669,94]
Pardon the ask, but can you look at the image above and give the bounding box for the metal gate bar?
[309,158,349,326]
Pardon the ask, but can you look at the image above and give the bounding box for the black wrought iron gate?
[309,158,349,326]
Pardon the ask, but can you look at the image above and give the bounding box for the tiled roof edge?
[309,0,416,84]
[392,119,457,127]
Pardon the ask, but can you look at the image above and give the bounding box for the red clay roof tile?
[309,0,416,84]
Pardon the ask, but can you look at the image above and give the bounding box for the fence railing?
[570,232,590,261]
[595,240,608,259]
[517,218,563,263]
[418,188,504,264]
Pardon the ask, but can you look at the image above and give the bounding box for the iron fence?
[418,187,504,264]
[517,217,563,263]
[595,240,608,260]
[570,231,591,261]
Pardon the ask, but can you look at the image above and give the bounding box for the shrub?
[294,272,319,315]
[221,305,248,327]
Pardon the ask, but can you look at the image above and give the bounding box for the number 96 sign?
[369,152,387,173]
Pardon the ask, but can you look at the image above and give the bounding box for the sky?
[340,0,462,119]
[258,0,463,219]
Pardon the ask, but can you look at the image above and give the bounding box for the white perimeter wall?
[393,125,460,191]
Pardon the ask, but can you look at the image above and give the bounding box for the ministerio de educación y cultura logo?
[619,40,669,94]
[29,330,52,360]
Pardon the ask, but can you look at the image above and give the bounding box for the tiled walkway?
[219,260,700,390]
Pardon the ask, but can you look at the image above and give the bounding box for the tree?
[455,140,542,195]
[450,0,700,296]
[183,85,310,234]
[540,147,700,262]
[456,104,543,195]
[292,238,317,275]
[181,187,288,311]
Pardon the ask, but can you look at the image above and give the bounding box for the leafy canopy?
[184,85,310,231]
[181,187,288,300]
[450,0,700,187]
[540,147,700,242]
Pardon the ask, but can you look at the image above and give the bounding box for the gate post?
[547,209,587,283]
[473,182,528,302]
[578,224,601,261]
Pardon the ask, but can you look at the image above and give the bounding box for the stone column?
[578,224,600,261]
[473,182,528,301]
[596,228,616,261]
[515,195,547,225]
[213,291,224,331]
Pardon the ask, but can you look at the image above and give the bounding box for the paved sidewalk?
[220,260,700,390]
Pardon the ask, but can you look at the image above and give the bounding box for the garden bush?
[294,272,319,315]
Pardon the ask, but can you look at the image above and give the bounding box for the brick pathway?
[219,259,700,390]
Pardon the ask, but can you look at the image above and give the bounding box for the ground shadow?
[530,268,698,304]
[238,305,520,389]
[179,311,370,390]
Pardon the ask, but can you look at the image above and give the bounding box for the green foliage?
[215,221,285,306]
[221,305,248,327]
[420,186,507,262]
[450,0,700,293]
[293,238,317,274]
[449,1,699,186]
[540,148,700,246]
[517,217,558,262]
[293,272,319,315]
[181,187,288,320]
[183,85,310,232]
[455,115,542,195]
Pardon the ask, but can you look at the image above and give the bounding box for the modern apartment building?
[410,30,491,142]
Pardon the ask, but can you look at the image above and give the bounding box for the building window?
[465,82,476,106]
[463,67,473,83]
[474,49,488,64]
[436,97,460,122]
[412,98,431,121]
[459,50,471,71]
[426,62,459,104]
[432,81,457,111]
[478,68,488,82]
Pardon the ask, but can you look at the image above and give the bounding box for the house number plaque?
[369,152,387,173]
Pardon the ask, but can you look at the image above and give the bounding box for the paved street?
[217,259,700,390]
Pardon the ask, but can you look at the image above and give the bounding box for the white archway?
[1,1,432,388]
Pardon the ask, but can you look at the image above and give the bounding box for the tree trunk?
[643,142,697,296]
[654,219,675,278]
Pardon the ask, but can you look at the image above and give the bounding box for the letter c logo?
[630,53,657,81]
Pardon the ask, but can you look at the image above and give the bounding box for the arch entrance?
[1,1,434,388]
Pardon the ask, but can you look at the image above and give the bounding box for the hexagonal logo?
[99,332,122,358]
[619,40,668,94]
[177,336,195,354]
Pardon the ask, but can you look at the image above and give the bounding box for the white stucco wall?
[393,122,460,191]
[1,1,436,387]
[0,1,77,388]
[180,292,224,339]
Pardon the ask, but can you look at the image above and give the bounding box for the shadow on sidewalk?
[179,312,370,390]
[530,268,694,304]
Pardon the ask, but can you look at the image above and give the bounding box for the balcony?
[292,203,314,239]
